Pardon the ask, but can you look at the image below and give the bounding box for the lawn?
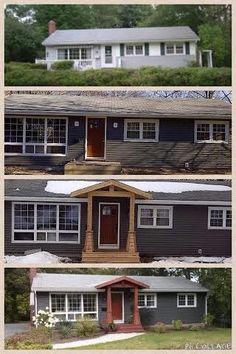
[72,328,231,350]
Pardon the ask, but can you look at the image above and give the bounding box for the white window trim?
[137,205,173,229]
[49,293,98,321]
[124,119,159,142]
[125,44,144,56]
[177,293,197,308]
[12,202,81,244]
[57,47,93,61]
[5,116,68,156]
[208,207,231,230]
[165,42,185,55]
[194,120,229,144]
[138,293,157,308]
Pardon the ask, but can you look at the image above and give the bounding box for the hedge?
[5,63,231,86]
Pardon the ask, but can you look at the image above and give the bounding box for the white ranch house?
[36,21,207,70]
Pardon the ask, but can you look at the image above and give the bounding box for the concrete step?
[64,161,122,175]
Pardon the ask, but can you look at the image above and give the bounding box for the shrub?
[172,319,183,330]
[57,321,73,338]
[107,321,117,332]
[33,308,59,328]
[152,321,167,333]
[189,324,201,331]
[203,313,215,328]
[5,327,52,349]
[76,317,99,337]
[51,60,74,70]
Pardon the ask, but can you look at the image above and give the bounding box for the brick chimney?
[29,268,37,285]
[48,20,56,35]
[29,268,37,326]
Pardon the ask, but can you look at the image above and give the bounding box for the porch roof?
[95,276,149,289]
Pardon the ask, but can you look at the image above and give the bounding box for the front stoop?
[64,161,122,175]
[116,324,144,333]
[81,250,140,263]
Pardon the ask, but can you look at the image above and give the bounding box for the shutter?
[120,44,124,56]
[185,42,190,55]
[144,43,149,56]
[160,42,165,55]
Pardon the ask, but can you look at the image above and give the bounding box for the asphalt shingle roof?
[42,26,199,46]
[31,273,208,292]
[5,94,231,120]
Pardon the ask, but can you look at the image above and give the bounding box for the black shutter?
[160,42,165,55]
[120,44,124,56]
[185,42,190,55]
[144,43,149,56]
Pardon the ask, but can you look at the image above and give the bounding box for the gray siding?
[136,204,231,257]
[36,292,50,312]
[120,55,196,68]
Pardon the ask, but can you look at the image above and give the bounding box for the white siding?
[190,42,197,56]
[149,43,161,56]
[101,44,120,68]
[46,47,57,60]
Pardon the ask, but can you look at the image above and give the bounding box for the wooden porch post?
[133,286,141,325]
[126,194,137,253]
[84,193,94,252]
[106,286,113,324]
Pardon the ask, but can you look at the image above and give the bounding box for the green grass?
[71,328,231,350]
[5,62,231,86]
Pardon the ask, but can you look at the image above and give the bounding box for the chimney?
[29,268,37,286]
[48,20,56,35]
[29,268,37,326]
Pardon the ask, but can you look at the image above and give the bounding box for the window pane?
[25,118,45,143]
[146,295,155,307]
[197,124,210,141]
[135,45,143,55]
[178,295,186,306]
[138,294,145,307]
[83,294,96,312]
[37,205,57,230]
[127,122,140,139]
[81,48,91,60]
[187,295,195,306]
[59,233,78,242]
[14,232,34,241]
[14,204,34,230]
[226,210,232,227]
[47,119,66,144]
[5,118,24,143]
[59,205,79,230]
[176,44,184,54]
[140,208,154,226]
[46,146,66,154]
[36,232,46,241]
[213,124,226,141]
[51,294,65,312]
[69,48,80,59]
[156,209,170,226]
[105,46,112,63]
[68,294,81,312]
[143,122,156,140]
[47,232,57,241]
[126,45,134,55]
[166,45,174,54]
[210,209,223,227]
[58,49,68,59]
[5,145,23,153]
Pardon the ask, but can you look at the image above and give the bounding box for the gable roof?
[5,94,231,120]
[31,273,208,292]
[42,26,199,46]
[95,275,149,289]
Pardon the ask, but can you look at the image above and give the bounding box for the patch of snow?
[53,332,144,349]
[45,181,231,195]
[152,257,231,265]
[4,251,71,264]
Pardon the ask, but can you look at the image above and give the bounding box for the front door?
[86,118,105,159]
[111,292,124,323]
[99,203,120,248]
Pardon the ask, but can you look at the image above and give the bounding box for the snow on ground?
[4,251,71,264]
[45,181,231,195]
[152,257,231,265]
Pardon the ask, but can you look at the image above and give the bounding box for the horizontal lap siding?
[136,205,231,257]
[140,293,206,325]
[4,201,87,257]
[37,292,50,312]
[120,55,196,68]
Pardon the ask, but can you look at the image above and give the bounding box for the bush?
[107,321,117,332]
[5,327,52,349]
[51,60,74,70]
[172,319,183,330]
[203,313,215,328]
[152,322,167,333]
[57,321,73,338]
[76,317,99,337]
[189,324,201,331]
[33,308,59,328]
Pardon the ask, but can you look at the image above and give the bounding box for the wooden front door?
[86,118,105,159]
[99,203,119,248]
[111,292,123,322]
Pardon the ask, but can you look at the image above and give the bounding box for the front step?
[64,161,122,175]
[116,324,144,333]
[82,251,140,263]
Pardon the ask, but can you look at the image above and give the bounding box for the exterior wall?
[120,55,196,68]
[149,43,161,56]
[136,204,231,257]
[100,44,120,68]
[4,201,87,258]
[45,46,57,61]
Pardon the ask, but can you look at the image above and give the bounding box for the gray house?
[30,271,209,331]
[37,21,200,70]
[4,94,231,174]
[5,179,231,263]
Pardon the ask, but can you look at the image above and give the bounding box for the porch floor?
[82,250,140,263]
[64,161,122,175]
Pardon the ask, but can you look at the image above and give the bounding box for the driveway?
[5,322,31,338]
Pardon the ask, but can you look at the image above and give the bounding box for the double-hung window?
[124,119,159,142]
[138,293,157,308]
[5,117,67,155]
[208,207,231,229]
[177,293,197,308]
[57,47,92,60]
[138,205,173,229]
[13,203,80,243]
[125,44,144,56]
[195,120,229,143]
[50,293,98,321]
[165,43,184,55]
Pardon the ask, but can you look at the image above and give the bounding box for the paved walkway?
[53,332,144,349]
[5,322,31,338]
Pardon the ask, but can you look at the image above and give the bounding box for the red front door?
[112,292,123,322]
[86,118,105,159]
[99,204,119,248]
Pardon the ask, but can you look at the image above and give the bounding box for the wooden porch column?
[133,286,141,326]
[84,193,94,252]
[106,286,113,324]
[126,194,137,253]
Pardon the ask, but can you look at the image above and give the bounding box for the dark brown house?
[5,179,231,262]
[4,94,231,174]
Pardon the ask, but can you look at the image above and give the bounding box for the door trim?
[111,291,124,323]
[98,202,120,249]
[85,116,107,160]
